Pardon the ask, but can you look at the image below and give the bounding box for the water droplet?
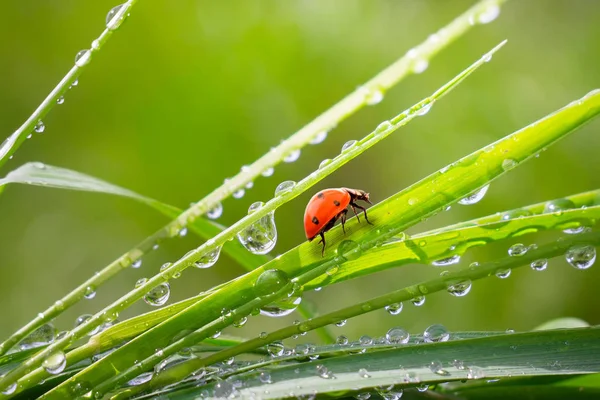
[316,364,334,379]
[467,367,485,379]
[361,86,384,106]
[319,159,332,169]
[232,188,245,199]
[35,120,45,133]
[375,120,393,134]
[423,324,450,343]
[358,368,371,378]
[274,180,296,196]
[267,341,285,357]
[386,327,410,344]
[237,202,277,255]
[453,359,466,370]
[359,335,373,345]
[178,227,188,237]
[477,4,500,24]
[385,302,403,315]
[544,198,575,215]
[283,149,301,163]
[335,319,347,327]
[483,53,493,63]
[127,372,153,386]
[416,384,429,392]
[341,140,357,152]
[495,269,511,279]
[411,296,425,306]
[106,3,128,30]
[502,158,517,171]
[565,245,596,270]
[508,243,528,257]
[135,278,147,288]
[74,50,92,67]
[431,254,460,266]
[429,360,450,376]
[416,102,432,116]
[337,240,362,261]
[194,246,222,269]
[211,330,221,339]
[447,280,472,297]
[260,296,301,317]
[42,351,67,375]
[1,380,16,395]
[412,59,429,74]
[206,202,223,219]
[84,286,96,299]
[56,96,65,105]
[309,130,328,145]
[19,323,56,350]
[259,371,272,384]
[74,314,101,336]
[262,167,275,177]
[132,259,142,269]
[233,317,247,328]
[458,184,490,205]
[143,283,171,306]
[531,259,548,271]
[336,335,348,345]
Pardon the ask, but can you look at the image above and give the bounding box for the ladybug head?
[345,188,372,204]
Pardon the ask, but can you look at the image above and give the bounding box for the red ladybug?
[304,188,372,256]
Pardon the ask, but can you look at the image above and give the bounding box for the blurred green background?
[0,0,599,344]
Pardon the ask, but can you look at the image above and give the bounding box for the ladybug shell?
[304,188,351,240]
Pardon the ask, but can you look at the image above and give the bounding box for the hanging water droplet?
[128,372,153,386]
[35,120,45,133]
[341,140,357,152]
[358,368,371,378]
[84,286,96,299]
[267,341,285,357]
[262,167,275,177]
[27,133,32,139]
[237,202,277,254]
[423,324,450,343]
[260,296,301,317]
[319,159,332,169]
[565,245,596,270]
[143,283,171,306]
[447,280,472,297]
[411,296,425,306]
[245,180,254,189]
[508,243,528,257]
[386,327,410,344]
[71,79,79,87]
[178,227,188,237]
[385,302,403,315]
[42,351,67,375]
[502,158,517,171]
[361,86,384,106]
[1,380,16,395]
[233,317,247,328]
[477,4,500,24]
[232,188,245,199]
[335,320,347,327]
[132,259,142,269]
[412,59,429,74]
[74,314,101,336]
[309,130,328,145]
[74,50,92,67]
[283,149,301,163]
[416,102,432,116]
[429,360,450,376]
[274,180,296,196]
[56,96,65,105]
[531,259,548,271]
[431,254,460,266]
[316,364,334,379]
[106,3,128,31]
[495,269,511,279]
[194,246,222,269]
[19,323,56,350]
[206,202,223,219]
[458,184,490,205]
[483,53,493,63]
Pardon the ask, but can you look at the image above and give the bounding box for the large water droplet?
[1,380,16,395]
[386,327,410,344]
[447,280,472,297]
[143,283,171,306]
[309,130,328,145]
[106,3,129,30]
[423,324,450,343]
[565,245,596,270]
[206,202,223,220]
[254,269,289,297]
[19,323,56,350]
[127,372,153,386]
[283,149,301,163]
[508,243,528,257]
[74,50,92,67]
[477,4,500,24]
[35,120,45,133]
[531,259,548,271]
[458,184,490,205]
[544,198,575,215]
[194,246,222,269]
[431,254,460,266]
[43,351,67,375]
[385,302,403,315]
[341,140,357,152]
[237,202,277,254]
[274,180,296,196]
[260,296,301,317]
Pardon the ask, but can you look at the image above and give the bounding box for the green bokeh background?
[0,0,599,343]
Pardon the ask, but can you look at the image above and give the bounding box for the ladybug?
[304,188,372,256]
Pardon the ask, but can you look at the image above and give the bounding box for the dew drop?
[254,269,289,296]
[194,246,222,269]
[358,368,371,378]
[74,50,92,67]
[319,159,332,169]
[19,323,56,350]
[283,149,301,163]
[233,317,247,328]
[565,245,596,270]
[127,372,153,386]
[262,167,275,177]
[495,269,511,279]
[416,384,429,392]
[337,240,361,261]
[135,277,147,288]
[178,227,188,237]
[477,4,500,24]
[411,296,425,306]
[447,280,472,297]
[267,341,285,357]
[260,296,301,317]
[429,360,450,376]
[336,335,348,345]
[35,120,45,133]
[375,120,393,134]
[237,202,277,255]
[232,188,245,199]
[84,286,96,299]
[316,364,334,379]
[56,96,65,105]
[508,243,528,257]
[502,158,517,171]
[43,351,67,375]
[544,198,575,215]
[412,59,429,74]
[431,254,460,266]
[106,3,128,31]
[360,335,373,345]
[132,259,142,269]
[335,319,347,327]
[259,371,272,384]
[361,86,384,106]
[385,302,403,315]
[206,202,223,219]
[274,180,296,196]
[309,130,328,145]
[458,184,490,205]
[341,140,357,152]
[423,324,450,343]
[75,314,101,336]
[531,259,548,271]
[1,381,16,395]
[386,327,410,344]
[467,367,485,379]
[143,283,171,306]
[416,102,432,116]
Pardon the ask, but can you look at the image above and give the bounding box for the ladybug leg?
[350,205,361,222]
[351,202,373,225]
[319,231,326,256]
[340,209,348,234]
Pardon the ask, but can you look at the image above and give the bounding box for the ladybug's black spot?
[312,216,319,225]
[317,193,325,199]
[333,200,341,206]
